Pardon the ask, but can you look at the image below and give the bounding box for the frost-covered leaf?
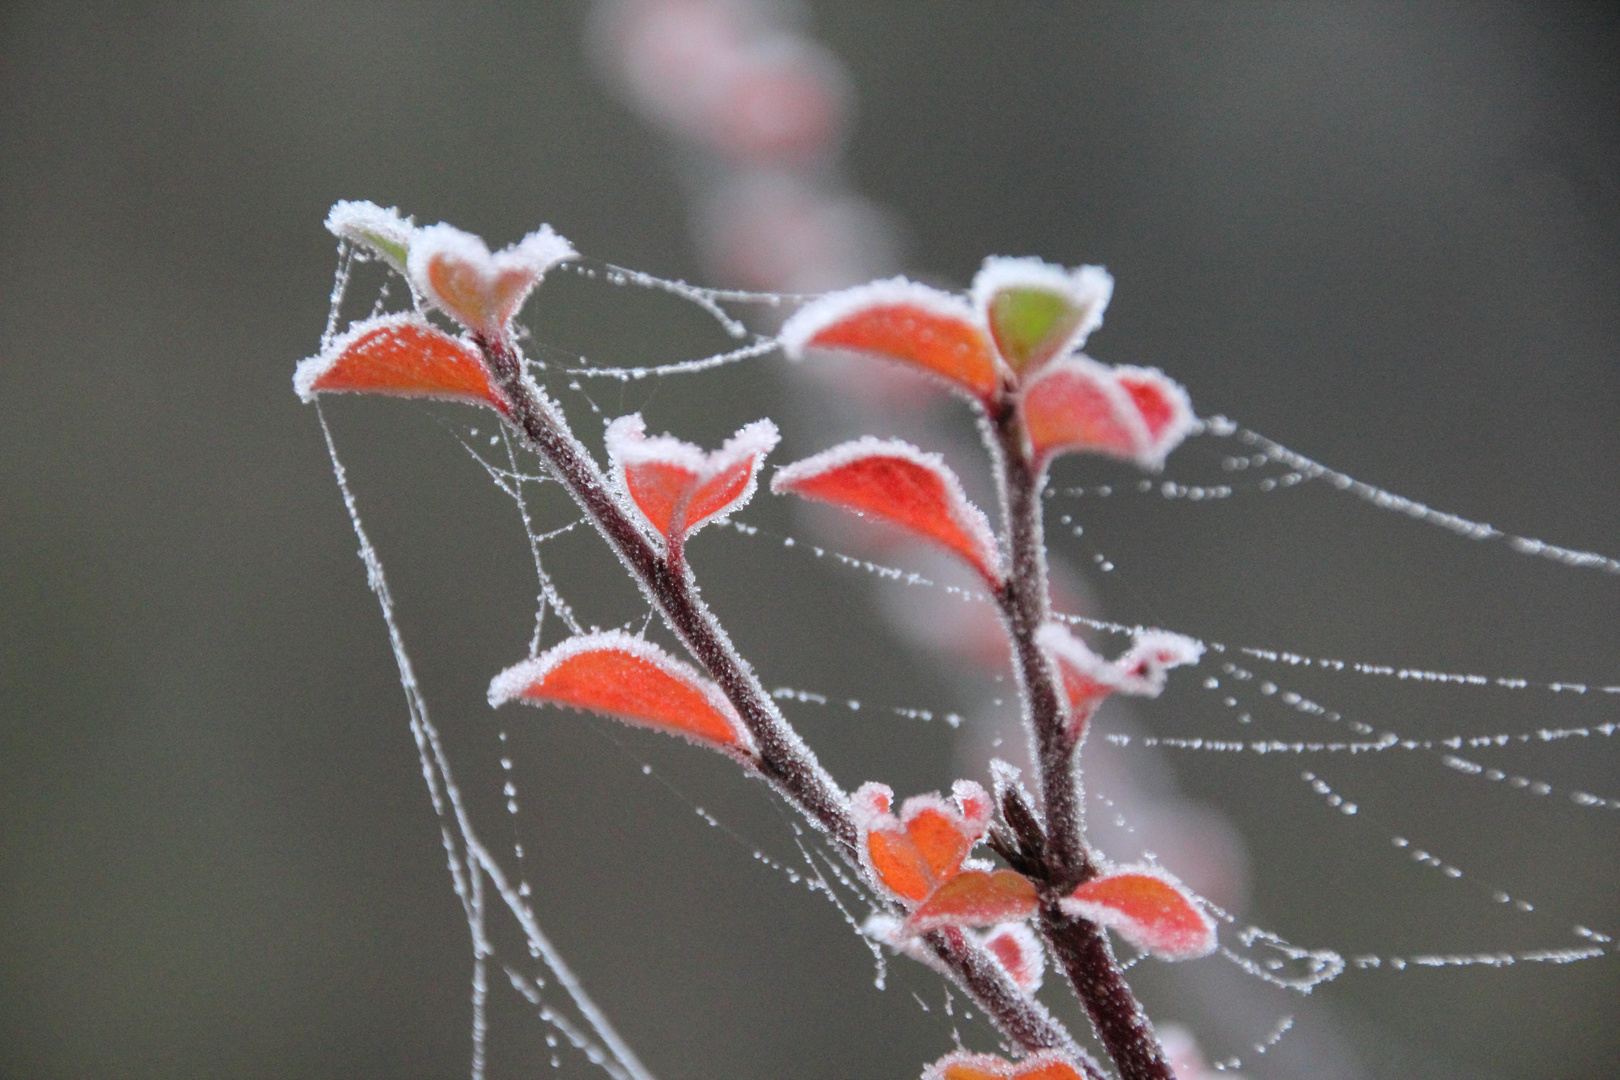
[408,222,576,336]
[488,631,751,755]
[605,415,778,544]
[779,278,1002,399]
[1020,357,1193,471]
[325,199,416,273]
[852,780,991,905]
[1036,623,1202,739]
[980,922,1044,993]
[923,1049,1091,1080]
[772,438,1002,582]
[1061,868,1217,961]
[293,313,506,411]
[971,257,1113,374]
[906,869,1038,933]
[1037,623,1203,707]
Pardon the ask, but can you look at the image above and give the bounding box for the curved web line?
[315,404,657,1080]
[1200,417,1620,575]
[713,517,1620,696]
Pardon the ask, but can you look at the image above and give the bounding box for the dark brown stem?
[1041,908,1174,1080]
[477,333,1092,1063]
[982,392,1175,1080]
[986,400,1087,887]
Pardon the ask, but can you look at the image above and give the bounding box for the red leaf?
[1020,357,1193,471]
[407,223,575,335]
[1061,868,1216,961]
[924,1050,1091,1080]
[488,631,750,754]
[772,438,1002,582]
[906,869,1038,933]
[1121,367,1185,443]
[293,314,506,411]
[852,780,991,905]
[780,279,1002,399]
[606,416,778,543]
[980,922,1044,993]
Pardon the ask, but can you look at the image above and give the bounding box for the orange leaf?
[606,416,778,543]
[865,826,938,904]
[407,222,575,335]
[488,631,750,755]
[924,1050,1090,1080]
[906,870,1038,933]
[780,279,1001,399]
[1062,868,1216,961]
[293,314,506,411]
[772,438,1001,582]
[852,780,992,906]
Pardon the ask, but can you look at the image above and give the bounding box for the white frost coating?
[605,414,711,474]
[970,255,1114,357]
[1115,628,1205,696]
[326,199,417,272]
[487,629,751,754]
[604,414,780,538]
[1060,863,1217,961]
[771,436,1002,578]
[861,912,957,978]
[777,276,981,359]
[408,221,577,332]
[948,778,992,836]
[979,921,1045,993]
[850,780,895,828]
[1037,622,1202,700]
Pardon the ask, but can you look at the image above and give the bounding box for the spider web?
[311,245,1617,1080]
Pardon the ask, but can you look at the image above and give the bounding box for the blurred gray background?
[2,3,1616,1078]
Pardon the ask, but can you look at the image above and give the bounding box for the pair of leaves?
[295,204,574,408]
[606,415,779,548]
[852,781,1037,934]
[329,201,575,337]
[780,258,1193,470]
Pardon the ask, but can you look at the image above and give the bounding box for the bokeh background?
[2,3,1616,1078]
